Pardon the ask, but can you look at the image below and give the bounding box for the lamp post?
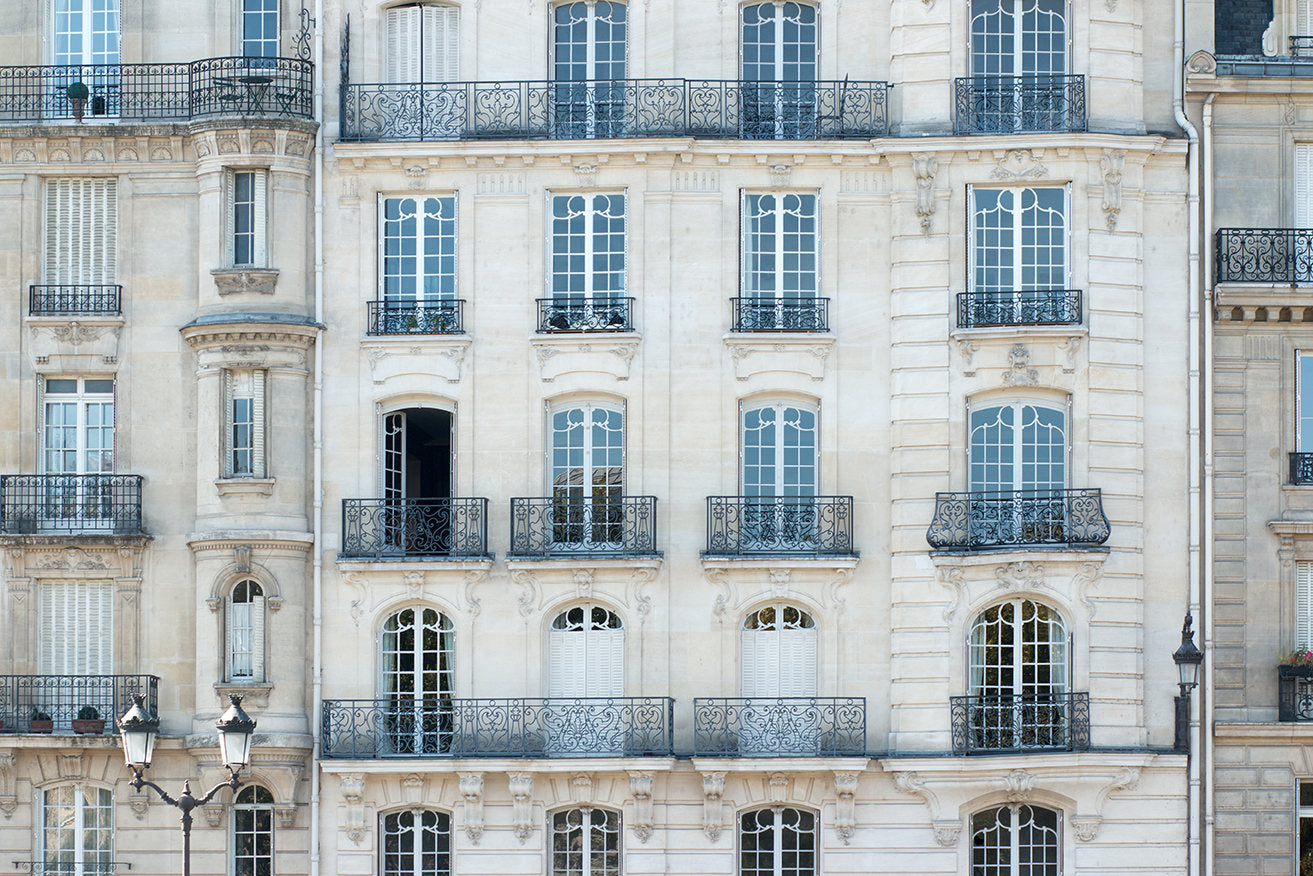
[117,694,257,876]
[1172,612,1204,751]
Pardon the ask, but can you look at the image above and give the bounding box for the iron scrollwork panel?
[692,698,866,756]
[705,496,854,556]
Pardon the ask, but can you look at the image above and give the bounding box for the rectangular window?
[42,377,114,476]
[242,0,279,59]
[1299,353,1313,453]
[38,580,113,675]
[381,195,457,303]
[970,0,1067,77]
[545,193,628,331]
[969,186,1069,294]
[1300,780,1313,876]
[44,179,117,284]
[223,370,266,479]
[1298,145,1313,228]
[1299,562,1313,651]
[227,169,268,267]
[742,192,818,299]
[41,785,113,876]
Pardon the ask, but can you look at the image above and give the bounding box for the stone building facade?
[0,2,1195,876]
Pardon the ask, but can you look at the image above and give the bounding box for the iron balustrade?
[692,698,866,757]
[926,488,1110,551]
[1291,453,1313,485]
[339,78,889,142]
[730,297,829,332]
[1279,666,1313,721]
[1216,228,1313,284]
[11,864,128,876]
[956,290,1082,328]
[705,496,855,557]
[1294,36,1313,56]
[321,697,674,758]
[0,58,312,123]
[29,285,122,316]
[953,75,1087,134]
[366,299,464,335]
[949,692,1090,754]
[0,474,144,534]
[509,496,659,558]
[0,675,158,735]
[341,498,489,559]
[536,297,635,333]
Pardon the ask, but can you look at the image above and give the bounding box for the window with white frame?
[739,807,816,876]
[969,401,1066,493]
[381,608,454,755]
[51,0,120,117]
[547,193,628,330]
[1299,353,1313,457]
[38,579,113,676]
[1299,780,1313,876]
[741,603,816,698]
[40,784,113,876]
[1297,145,1313,228]
[552,2,627,137]
[379,196,458,332]
[969,0,1067,77]
[385,4,459,83]
[241,0,279,58]
[740,3,818,138]
[740,193,819,329]
[233,785,275,876]
[969,186,1068,296]
[550,403,624,546]
[742,404,816,499]
[551,808,621,876]
[968,599,1069,749]
[381,809,452,876]
[228,579,266,683]
[227,169,268,268]
[44,178,117,285]
[223,369,266,479]
[40,377,116,530]
[971,804,1061,876]
[548,605,624,698]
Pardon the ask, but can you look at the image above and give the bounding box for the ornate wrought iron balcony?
[536,297,634,333]
[1216,228,1313,284]
[366,299,464,335]
[950,692,1090,754]
[340,498,489,560]
[705,496,855,557]
[321,697,674,758]
[509,496,659,558]
[1291,453,1313,485]
[29,284,122,316]
[12,863,126,876]
[0,474,144,535]
[0,675,158,735]
[339,78,889,142]
[692,698,866,757]
[926,488,1110,551]
[0,58,312,122]
[730,297,829,332]
[1293,36,1313,57]
[953,75,1087,134]
[956,290,1082,328]
[1279,665,1313,721]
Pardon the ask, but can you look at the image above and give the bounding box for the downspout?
[1173,0,1202,873]
[309,3,325,876]
[1201,90,1217,876]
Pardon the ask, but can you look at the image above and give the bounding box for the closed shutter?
[587,627,624,697]
[251,371,267,478]
[250,593,266,682]
[548,626,587,698]
[1300,0,1313,36]
[1299,561,1313,649]
[44,178,117,284]
[38,580,113,675]
[777,626,818,697]
[387,5,459,83]
[740,625,776,698]
[251,170,268,266]
[425,5,459,83]
[1298,145,1313,228]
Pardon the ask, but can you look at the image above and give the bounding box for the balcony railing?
[340,498,489,560]
[730,297,829,332]
[321,697,675,758]
[29,285,122,316]
[956,290,1082,329]
[536,297,634,333]
[12,863,126,876]
[0,675,158,735]
[509,496,659,558]
[953,75,1087,134]
[0,474,144,535]
[366,299,464,335]
[1293,36,1313,57]
[0,58,312,122]
[692,698,866,757]
[926,488,1110,551]
[340,78,889,142]
[1291,453,1313,485]
[1279,665,1313,721]
[1216,228,1313,284]
[950,692,1091,754]
[705,496,855,557]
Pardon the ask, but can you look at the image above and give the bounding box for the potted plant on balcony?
[72,705,104,735]
[1280,648,1313,678]
[29,707,53,734]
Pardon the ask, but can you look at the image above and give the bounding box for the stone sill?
[336,557,494,573]
[212,268,278,296]
[691,756,869,773]
[215,477,275,497]
[320,756,678,774]
[700,555,860,571]
[504,556,662,573]
[948,324,1087,343]
[214,682,273,710]
[929,547,1109,567]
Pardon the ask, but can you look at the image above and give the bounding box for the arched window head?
[551,807,621,876]
[967,599,1070,750]
[233,785,274,876]
[741,603,817,698]
[549,605,624,699]
[228,579,266,683]
[971,804,1061,876]
[381,809,452,876]
[739,807,817,876]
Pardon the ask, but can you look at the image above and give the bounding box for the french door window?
[241,0,279,59]
[38,579,113,677]
[553,2,627,138]
[41,785,113,876]
[968,599,1068,749]
[380,196,458,332]
[739,808,817,876]
[232,786,275,876]
[742,404,817,548]
[551,808,621,876]
[548,606,624,698]
[44,178,117,287]
[381,810,452,876]
[380,608,454,754]
[227,579,266,683]
[740,2,818,138]
[53,0,119,118]
[968,186,1069,324]
[41,377,115,529]
[740,604,817,699]
[741,194,819,330]
[551,404,624,547]
[548,193,627,330]
[969,402,1066,494]
[968,0,1070,132]
[971,804,1061,876]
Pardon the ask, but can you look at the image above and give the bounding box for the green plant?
[77,705,100,721]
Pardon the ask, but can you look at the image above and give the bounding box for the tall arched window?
[970,0,1067,78]
[381,809,452,876]
[551,808,621,876]
[40,785,112,876]
[228,579,266,683]
[739,807,816,876]
[741,604,816,698]
[232,785,274,876]
[968,599,1068,749]
[969,401,1066,494]
[548,605,624,698]
[971,804,1060,876]
[551,403,624,547]
[381,607,454,754]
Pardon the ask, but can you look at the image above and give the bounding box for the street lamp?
[118,694,257,876]
[1172,612,1204,751]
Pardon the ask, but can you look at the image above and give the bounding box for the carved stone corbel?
[1003,769,1035,801]
[0,752,15,819]
[1100,150,1125,230]
[340,774,366,845]
[509,772,534,843]
[767,773,789,803]
[701,771,726,841]
[932,820,962,847]
[275,806,296,828]
[570,773,593,803]
[629,772,654,843]
[833,772,858,844]
[459,773,484,844]
[510,570,539,618]
[629,567,657,621]
[912,153,939,233]
[463,570,488,617]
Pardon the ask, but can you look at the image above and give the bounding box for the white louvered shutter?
[250,593,266,682]
[777,626,818,697]
[740,626,775,698]
[424,5,459,83]
[386,6,420,82]
[587,627,625,697]
[251,370,267,478]
[252,170,268,266]
[1299,0,1313,37]
[548,626,587,698]
[39,580,113,675]
[1299,562,1313,649]
[387,5,458,83]
[1297,145,1313,228]
[44,179,117,284]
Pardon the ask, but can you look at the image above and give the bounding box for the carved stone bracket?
[509,772,534,843]
[1100,150,1125,230]
[629,567,657,621]
[912,153,938,233]
[275,806,296,828]
[211,268,279,296]
[937,565,965,623]
[340,774,366,845]
[629,772,654,843]
[932,820,962,847]
[510,569,539,618]
[1002,343,1039,386]
[991,149,1049,181]
[570,773,593,803]
[1003,768,1036,801]
[459,772,484,844]
[701,771,726,841]
[463,570,488,618]
[833,772,858,844]
[956,338,979,376]
[0,752,14,819]
[202,805,225,828]
[128,792,149,819]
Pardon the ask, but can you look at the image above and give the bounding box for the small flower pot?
[30,720,54,734]
[72,719,105,735]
